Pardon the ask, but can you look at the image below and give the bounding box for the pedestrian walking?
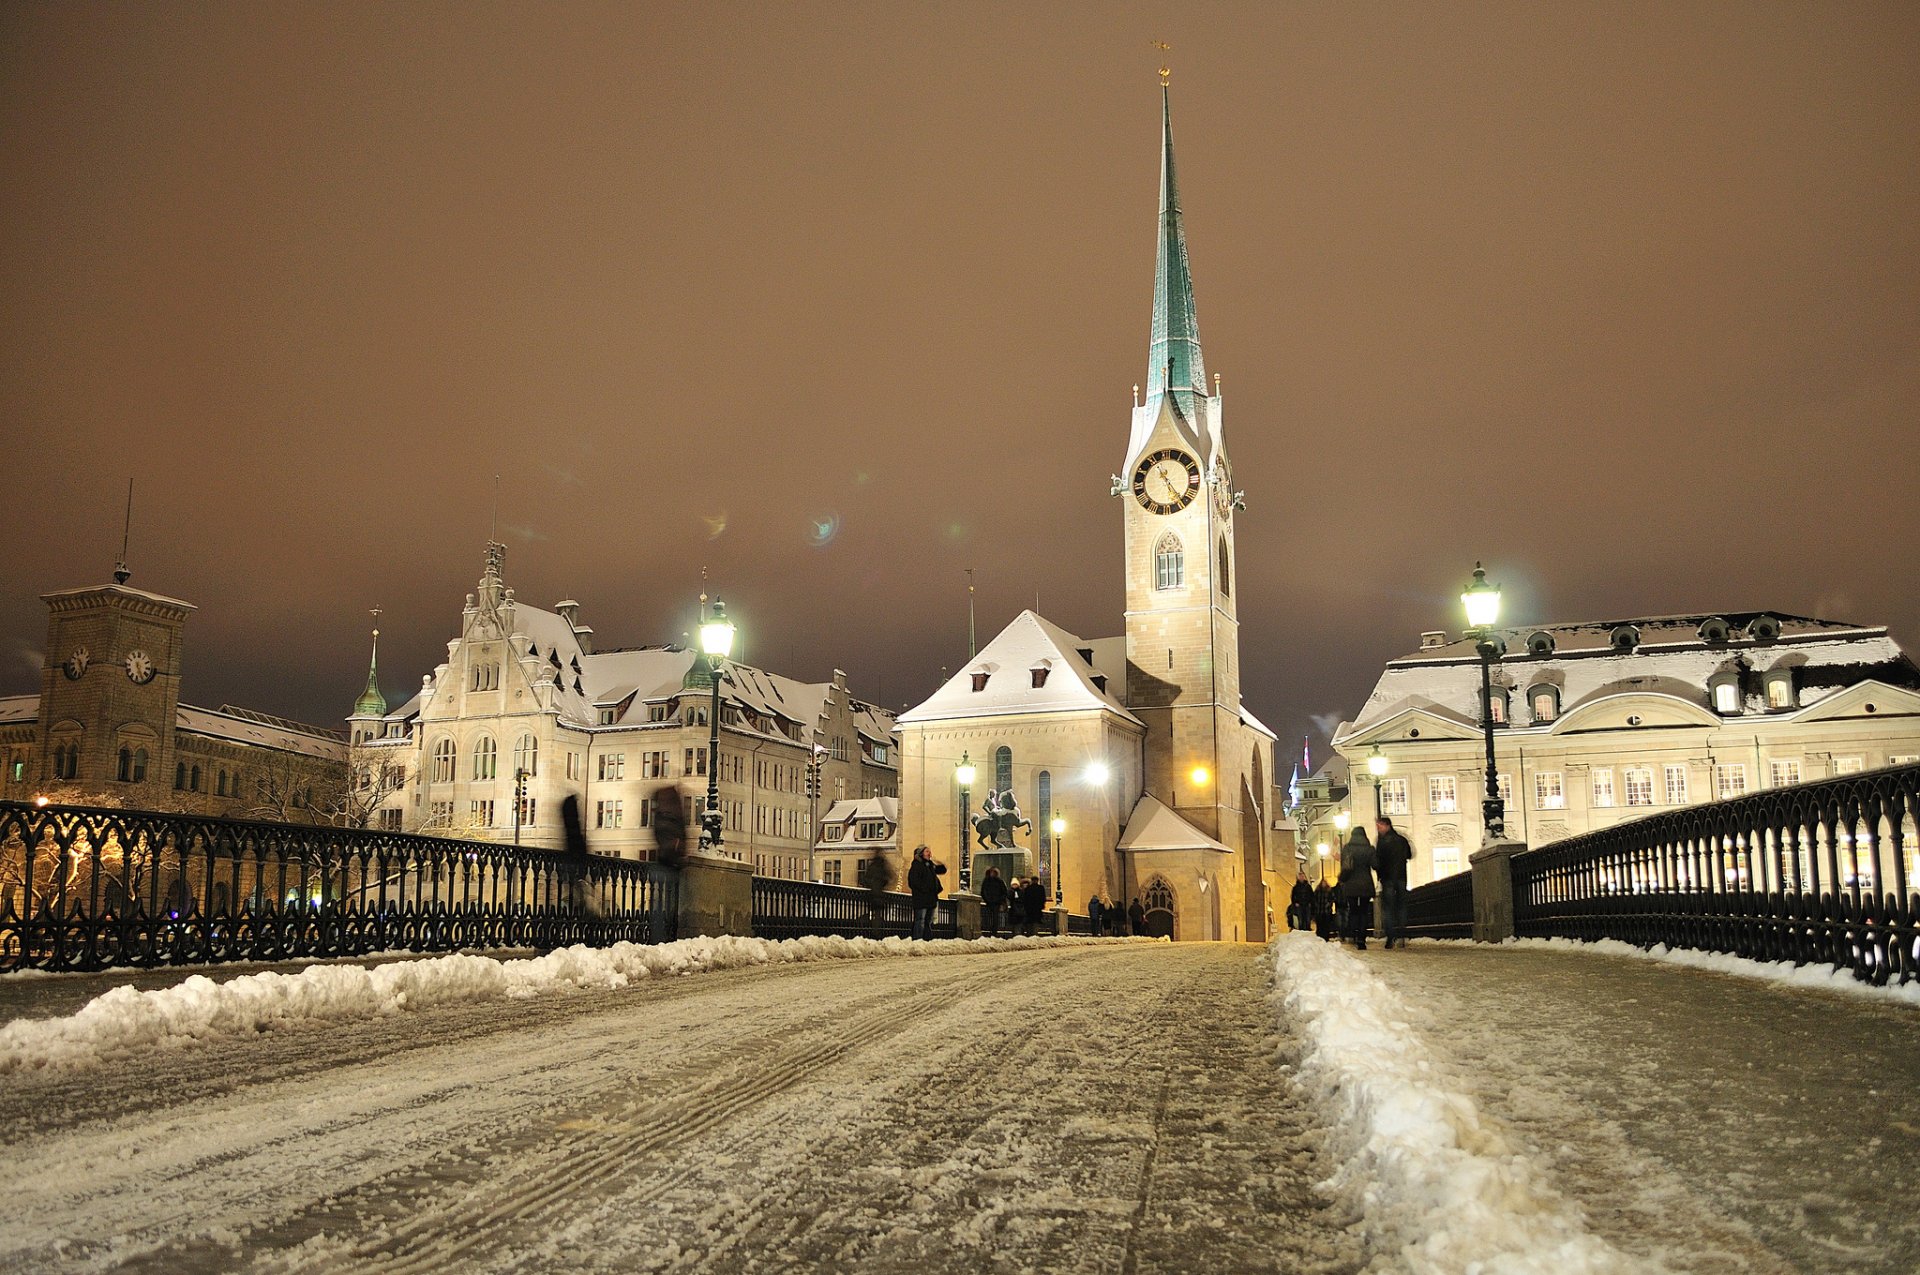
[981,867,1009,936]
[1312,878,1337,941]
[906,845,946,940]
[1086,893,1105,935]
[1288,876,1314,931]
[1127,896,1146,936]
[1337,827,1377,950]
[1374,817,1414,949]
[1018,875,1046,936]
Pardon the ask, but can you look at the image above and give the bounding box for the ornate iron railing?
[750,877,957,940]
[1403,870,1474,940]
[1066,912,1095,936]
[0,800,678,973]
[1514,763,1920,984]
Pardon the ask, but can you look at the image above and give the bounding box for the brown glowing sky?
[4,2,1917,760]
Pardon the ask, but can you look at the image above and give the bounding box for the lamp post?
[1461,563,1506,840]
[1366,745,1390,822]
[1315,841,1331,885]
[698,599,735,853]
[512,767,529,846]
[955,751,977,891]
[1049,815,1066,904]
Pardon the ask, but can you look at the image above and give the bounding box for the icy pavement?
[0,943,1361,1274]
[1333,936,1920,1275]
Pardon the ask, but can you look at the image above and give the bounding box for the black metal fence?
[1400,763,1920,985]
[0,800,678,973]
[1515,763,1920,984]
[750,876,957,940]
[1403,869,1474,940]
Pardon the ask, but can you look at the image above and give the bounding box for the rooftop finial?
[354,605,388,718]
[113,477,134,585]
[1152,39,1172,85]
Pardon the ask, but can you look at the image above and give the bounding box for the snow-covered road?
[0,944,1360,1274]
[1344,939,1920,1275]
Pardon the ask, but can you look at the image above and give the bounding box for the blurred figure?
[980,866,1008,936]
[1313,878,1337,941]
[1339,826,1377,950]
[1289,875,1315,931]
[1018,874,1045,936]
[651,787,688,868]
[906,845,946,939]
[1127,896,1146,935]
[861,851,895,928]
[1086,892,1105,936]
[1374,817,1414,949]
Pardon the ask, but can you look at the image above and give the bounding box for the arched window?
[175,762,188,790]
[1528,685,1559,724]
[432,738,457,783]
[1154,532,1184,591]
[131,748,147,783]
[190,764,201,792]
[1710,675,1740,715]
[1488,690,1509,725]
[117,747,133,782]
[1144,879,1175,912]
[995,746,1013,793]
[514,733,538,777]
[1217,535,1230,597]
[473,736,497,780]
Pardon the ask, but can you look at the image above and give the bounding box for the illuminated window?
[1625,769,1654,807]
[514,734,538,777]
[1712,678,1740,714]
[1535,771,1566,810]
[470,799,494,828]
[1378,777,1409,816]
[1715,764,1748,800]
[1834,757,1864,774]
[1664,764,1689,805]
[473,736,497,780]
[1528,686,1559,724]
[1154,532,1184,591]
[1427,775,1457,814]
[1431,846,1462,879]
[1768,758,1802,789]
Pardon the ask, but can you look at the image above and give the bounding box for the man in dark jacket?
[1312,879,1337,941]
[1337,828,1377,950]
[980,867,1009,936]
[1086,893,1105,936]
[1017,876,1046,935]
[1127,897,1147,935]
[906,845,947,940]
[1288,876,1315,931]
[1374,817,1415,948]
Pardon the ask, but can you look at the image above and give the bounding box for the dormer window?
[1765,672,1794,710]
[598,708,616,726]
[1488,689,1509,725]
[1528,684,1559,724]
[1031,661,1052,689]
[970,671,990,692]
[1711,676,1741,715]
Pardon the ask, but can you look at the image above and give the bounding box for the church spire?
[1145,85,1206,403]
[352,608,387,718]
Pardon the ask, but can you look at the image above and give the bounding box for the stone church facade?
[897,87,1290,942]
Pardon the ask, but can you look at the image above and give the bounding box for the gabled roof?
[897,611,1142,726]
[1117,793,1231,855]
[177,704,347,760]
[819,796,900,825]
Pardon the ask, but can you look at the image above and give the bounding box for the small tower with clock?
[37,570,194,793]
[1119,83,1247,848]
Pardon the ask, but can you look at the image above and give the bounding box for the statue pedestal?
[974,846,1033,887]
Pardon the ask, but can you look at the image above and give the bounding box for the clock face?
[124,650,155,685]
[1132,448,1201,515]
[63,648,90,681]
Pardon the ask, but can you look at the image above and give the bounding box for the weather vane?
[1152,39,1172,85]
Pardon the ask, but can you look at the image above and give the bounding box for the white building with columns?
[1332,612,1920,886]
[351,544,897,874]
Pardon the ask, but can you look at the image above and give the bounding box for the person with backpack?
[1288,875,1315,931]
[1018,875,1046,936]
[1374,817,1415,949]
[1337,827,1377,950]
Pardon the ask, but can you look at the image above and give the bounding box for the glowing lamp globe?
[1316,842,1330,859]
[1085,761,1111,785]
[1190,766,1211,787]
[1333,811,1351,833]
[1050,816,1066,837]
[955,754,977,787]
[1461,563,1502,631]
[1367,746,1390,779]
[699,599,736,658]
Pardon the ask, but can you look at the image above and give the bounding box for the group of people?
[1285,816,1415,951]
[903,850,1148,940]
[977,867,1049,936]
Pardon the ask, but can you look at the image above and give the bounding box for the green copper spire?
[1145,85,1206,403]
[353,613,387,718]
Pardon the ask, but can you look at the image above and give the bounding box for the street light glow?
[1050,816,1066,836]
[1316,842,1330,858]
[955,753,976,787]
[1333,811,1351,833]
[1085,761,1111,785]
[1367,746,1389,778]
[1190,765,1210,787]
[699,598,736,658]
[1461,562,1502,630]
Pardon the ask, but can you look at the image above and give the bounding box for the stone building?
[811,796,900,887]
[0,569,347,819]
[896,86,1287,942]
[353,544,897,872]
[1332,612,1920,886]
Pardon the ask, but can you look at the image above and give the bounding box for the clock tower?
[1121,85,1244,844]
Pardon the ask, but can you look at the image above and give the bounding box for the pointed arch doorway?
[1142,877,1176,939]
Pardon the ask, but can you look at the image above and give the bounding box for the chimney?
[1419,631,1449,650]
[555,599,580,626]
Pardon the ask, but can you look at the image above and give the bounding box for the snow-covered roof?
[898,611,1141,726]
[40,582,196,612]
[0,695,38,725]
[1342,612,1919,741]
[819,796,900,826]
[1116,794,1231,855]
[177,704,347,760]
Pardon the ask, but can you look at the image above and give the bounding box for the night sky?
[4,2,1916,758]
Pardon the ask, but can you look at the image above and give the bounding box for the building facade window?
[432,739,456,783]
[1664,764,1690,805]
[1833,756,1864,774]
[470,661,499,691]
[1528,686,1559,724]
[1769,758,1802,789]
[1625,768,1654,807]
[1153,532,1184,591]
[856,820,886,840]
[514,734,538,777]
[1712,678,1740,714]
[1427,775,1457,814]
[470,799,494,828]
[1715,763,1748,800]
[1488,691,1508,725]
[685,747,707,777]
[1765,674,1794,710]
[1217,535,1230,597]
[473,736,497,780]
[823,824,845,842]
[995,746,1013,792]
[1037,770,1052,854]
[1378,777,1409,816]
[517,797,536,828]
[1497,772,1514,806]
[1535,771,1566,809]
[1590,769,1615,808]
[1431,846,1462,879]
[599,753,625,781]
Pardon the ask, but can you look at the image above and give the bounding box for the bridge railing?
[1404,869,1474,940]
[750,876,957,941]
[1513,763,1920,983]
[0,799,677,973]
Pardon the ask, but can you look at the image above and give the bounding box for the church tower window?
[1217,535,1230,597]
[1154,533,1184,591]
[995,746,1013,793]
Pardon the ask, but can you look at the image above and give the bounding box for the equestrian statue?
[971,787,1033,851]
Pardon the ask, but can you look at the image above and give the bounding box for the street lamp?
[698,598,735,853]
[1315,841,1331,884]
[1333,810,1351,837]
[1461,563,1506,840]
[955,751,977,891]
[1084,761,1111,785]
[1049,815,1066,904]
[512,767,529,846]
[1366,745,1390,823]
